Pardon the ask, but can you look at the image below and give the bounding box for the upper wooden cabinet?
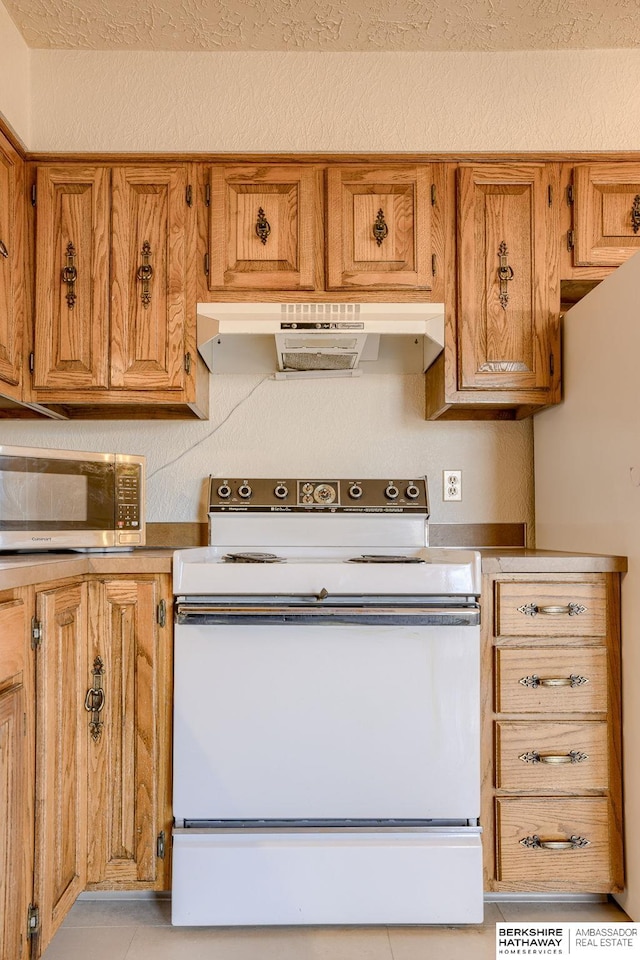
[570,163,640,267]
[203,162,434,296]
[458,164,556,393]
[34,166,110,391]
[0,132,25,401]
[426,163,561,420]
[207,164,322,292]
[326,166,432,290]
[33,164,207,419]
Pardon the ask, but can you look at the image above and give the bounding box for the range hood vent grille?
[283,352,358,372]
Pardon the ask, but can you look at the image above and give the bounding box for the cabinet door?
[208,164,321,291]
[111,165,189,391]
[327,166,432,290]
[573,163,640,266]
[34,582,87,953]
[34,166,110,390]
[457,164,554,392]
[86,578,171,888]
[0,134,24,392]
[0,595,30,960]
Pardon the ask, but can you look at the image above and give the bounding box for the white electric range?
[172,477,482,925]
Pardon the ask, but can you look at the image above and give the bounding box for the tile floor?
[40,896,630,960]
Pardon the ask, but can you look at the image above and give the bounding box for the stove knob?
[217,483,231,498]
[385,484,399,500]
[238,484,253,499]
[405,484,421,500]
[348,484,363,500]
[274,484,289,499]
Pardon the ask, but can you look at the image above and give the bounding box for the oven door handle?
[175,604,480,627]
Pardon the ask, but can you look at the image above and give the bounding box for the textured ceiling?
[4,0,640,51]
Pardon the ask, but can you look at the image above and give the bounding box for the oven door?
[173,604,480,822]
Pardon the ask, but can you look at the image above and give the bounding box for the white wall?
[27,48,640,152]
[0,375,534,526]
[0,0,30,143]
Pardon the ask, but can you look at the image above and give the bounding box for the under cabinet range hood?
[197,303,445,379]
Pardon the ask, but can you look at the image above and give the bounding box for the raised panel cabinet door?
[110,165,189,391]
[34,582,87,955]
[86,579,171,888]
[0,688,27,960]
[457,164,553,392]
[34,166,110,390]
[0,133,24,392]
[573,163,640,266]
[0,594,29,960]
[327,166,432,290]
[208,164,321,291]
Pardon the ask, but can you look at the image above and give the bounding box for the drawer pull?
[519,750,589,764]
[520,834,590,850]
[517,602,587,617]
[519,674,589,689]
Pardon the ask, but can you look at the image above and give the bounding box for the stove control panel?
[208,478,428,513]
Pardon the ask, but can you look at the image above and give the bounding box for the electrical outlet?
[443,470,462,501]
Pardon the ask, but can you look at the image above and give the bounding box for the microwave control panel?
[115,463,141,529]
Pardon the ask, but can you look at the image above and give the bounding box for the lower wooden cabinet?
[33,580,88,954]
[85,577,172,890]
[482,571,623,893]
[496,797,617,889]
[0,570,173,958]
[0,592,33,960]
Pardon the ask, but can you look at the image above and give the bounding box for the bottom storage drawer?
[495,797,616,890]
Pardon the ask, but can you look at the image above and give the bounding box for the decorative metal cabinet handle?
[84,656,105,742]
[0,239,8,258]
[520,835,590,850]
[136,241,153,307]
[497,241,515,309]
[255,208,271,245]
[372,208,389,246]
[516,602,587,617]
[519,674,589,689]
[632,195,640,234]
[61,241,78,309]
[519,750,589,764]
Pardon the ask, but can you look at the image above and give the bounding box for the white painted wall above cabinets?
[0,0,30,144]
[25,47,640,153]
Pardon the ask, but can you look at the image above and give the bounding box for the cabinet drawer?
[496,797,613,887]
[495,581,606,638]
[495,721,608,792]
[495,648,607,714]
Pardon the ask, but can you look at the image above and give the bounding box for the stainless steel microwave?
[0,445,145,550]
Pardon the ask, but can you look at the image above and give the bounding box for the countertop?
[0,547,627,592]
